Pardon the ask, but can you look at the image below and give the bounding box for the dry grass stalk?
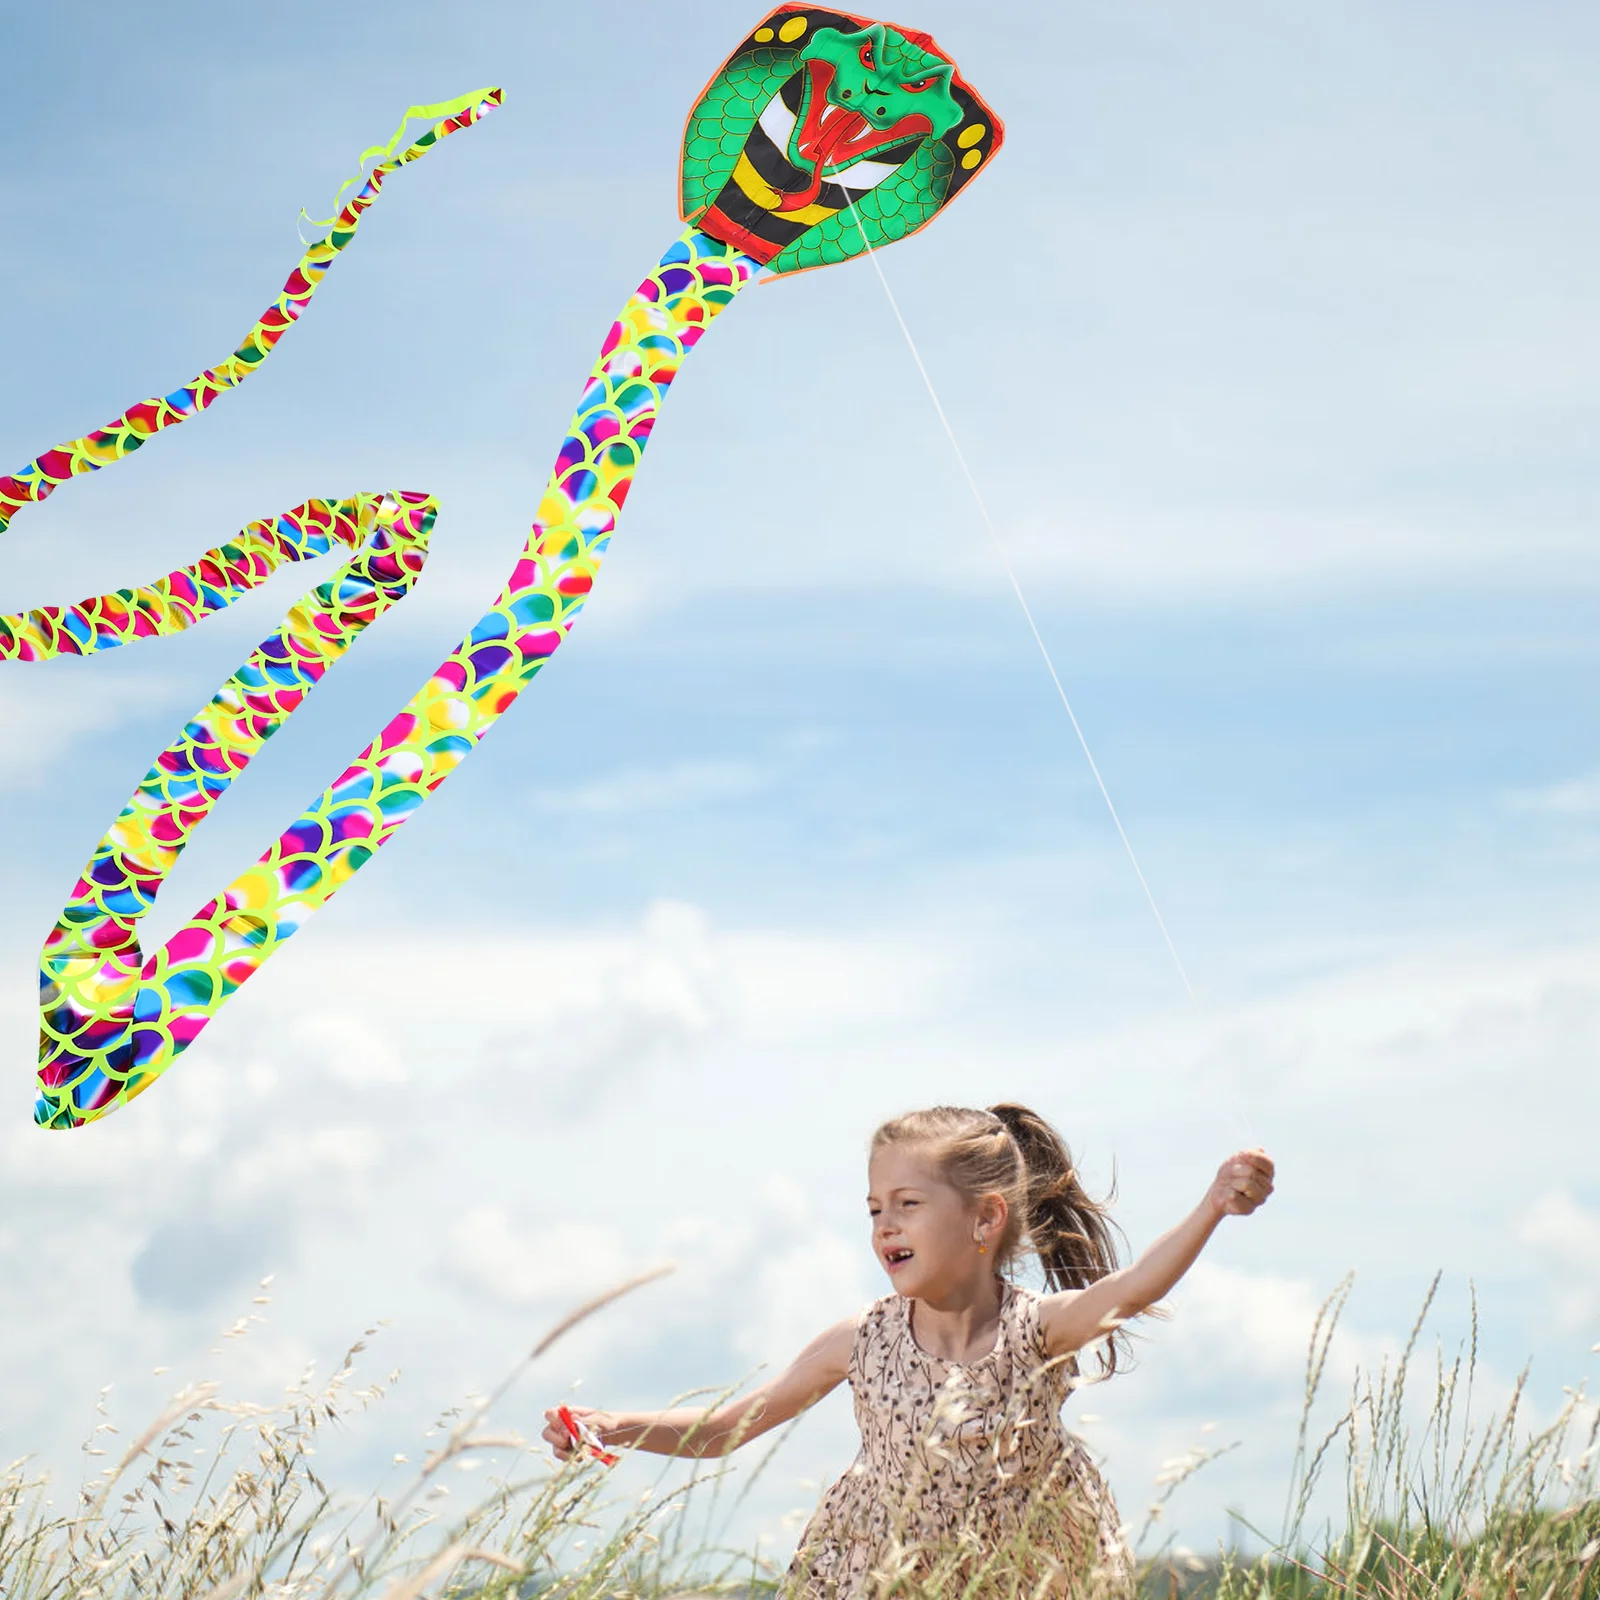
[4,1272,1597,1600]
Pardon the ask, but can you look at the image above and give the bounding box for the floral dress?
[786,1283,1134,1600]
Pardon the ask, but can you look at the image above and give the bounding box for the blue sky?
[3,0,1600,1561]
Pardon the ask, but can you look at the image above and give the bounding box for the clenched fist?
[1205,1149,1275,1219]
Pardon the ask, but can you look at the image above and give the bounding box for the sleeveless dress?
[786,1284,1134,1600]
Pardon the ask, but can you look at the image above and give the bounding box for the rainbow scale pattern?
[30,229,757,1127]
[0,91,502,537]
[39,493,434,1116]
[1,498,397,661]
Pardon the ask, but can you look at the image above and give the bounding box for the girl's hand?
[541,1405,618,1461]
[1206,1149,1275,1219]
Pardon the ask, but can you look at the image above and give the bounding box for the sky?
[3,0,1600,1565]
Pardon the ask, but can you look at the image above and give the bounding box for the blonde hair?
[871,1102,1132,1374]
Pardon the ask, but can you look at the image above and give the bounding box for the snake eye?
[903,76,936,93]
[858,42,874,69]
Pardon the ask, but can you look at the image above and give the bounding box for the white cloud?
[999,504,1581,602]
[1502,772,1600,816]
[998,505,1497,601]
[1159,1262,1368,1390]
[232,900,953,1117]
[441,1175,872,1367]
[731,1229,868,1369]
[1079,931,1600,1121]
[1518,1191,1600,1330]
[289,1014,409,1086]
[447,1208,633,1307]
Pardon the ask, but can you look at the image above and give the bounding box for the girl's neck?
[908,1273,1007,1364]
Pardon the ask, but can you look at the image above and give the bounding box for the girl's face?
[867,1142,1002,1299]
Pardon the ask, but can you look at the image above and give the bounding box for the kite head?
[681,6,1002,275]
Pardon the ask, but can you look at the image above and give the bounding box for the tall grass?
[3,1274,1595,1599]
[1143,1276,1600,1600]
[0,1267,744,1600]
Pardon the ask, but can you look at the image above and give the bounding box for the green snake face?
[788,25,962,196]
[681,6,1001,276]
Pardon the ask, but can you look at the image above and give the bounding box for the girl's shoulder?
[1004,1280,1045,1317]
[1001,1281,1053,1361]
[1003,1282,1083,1384]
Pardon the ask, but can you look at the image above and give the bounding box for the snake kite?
[3,6,1003,1129]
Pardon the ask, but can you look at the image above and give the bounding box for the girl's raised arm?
[540,1315,855,1461]
[1038,1149,1275,1359]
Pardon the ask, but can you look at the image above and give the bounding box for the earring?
[976,1237,987,1254]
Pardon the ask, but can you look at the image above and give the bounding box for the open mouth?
[884,1247,914,1269]
[776,58,932,215]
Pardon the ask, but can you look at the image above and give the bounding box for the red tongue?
[778,95,870,214]
[811,105,870,165]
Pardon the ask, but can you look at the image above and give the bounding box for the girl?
[542,1103,1275,1598]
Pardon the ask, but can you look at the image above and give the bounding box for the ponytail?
[989,1103,1132,1374]
[987,1102,1123,1295]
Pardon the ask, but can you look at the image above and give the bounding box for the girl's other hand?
[1207,1149,1275,1218]
[541,1404,616,1461]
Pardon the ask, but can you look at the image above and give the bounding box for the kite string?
[843,208,1271,1150]
[844,200,1197,1007]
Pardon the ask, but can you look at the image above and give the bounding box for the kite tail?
[0,88,501,539]
[3,498,398,660]
[37,493,434,1124]
[36,229,760,1129]
[0,90,498,1124]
